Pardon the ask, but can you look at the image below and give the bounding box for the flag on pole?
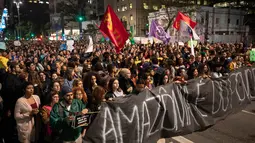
[99,5,129,53]
[85,36,93,53]
[129,26,135,45]
[179,20,200,40]
[149,19,170,44]
[173,12,197,30]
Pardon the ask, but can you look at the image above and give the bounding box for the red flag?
[173,12,197,31]
[99,5,129,53]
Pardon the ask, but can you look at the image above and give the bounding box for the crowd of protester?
[0,39,254,143]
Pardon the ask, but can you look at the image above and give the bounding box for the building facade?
[148,6,249,43]
[104,0,163,36]
[103,0,212,36]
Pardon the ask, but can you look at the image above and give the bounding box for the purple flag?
[149,19,170,43]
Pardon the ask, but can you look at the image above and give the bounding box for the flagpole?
[190,36,195,56]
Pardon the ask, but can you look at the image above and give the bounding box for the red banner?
[99,5,129,53]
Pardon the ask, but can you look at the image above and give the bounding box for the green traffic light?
[79,17,83,21]
[146,24,149,27]
[31,33,34,37]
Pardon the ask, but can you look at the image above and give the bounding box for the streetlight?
[13,0,22,39]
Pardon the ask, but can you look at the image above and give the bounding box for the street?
[158,101,255,143]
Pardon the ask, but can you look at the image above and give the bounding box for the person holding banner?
[50,86,88,143]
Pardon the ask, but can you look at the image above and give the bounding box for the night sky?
[5,0,50,35]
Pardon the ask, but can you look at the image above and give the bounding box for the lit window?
[153,5,158,10]
[122,0,124,1]
[121,5,127,11]
[204,0,207,5]
[130,14,133,21]
[130,3,132,9]
[197,0,201,5]
[117,6,120,12]
[143,3,149,9]
[161,5,166,9]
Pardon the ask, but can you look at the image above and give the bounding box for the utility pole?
[13,0,22,39]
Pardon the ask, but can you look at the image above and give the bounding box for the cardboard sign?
[0,42,6,50]
[250,50,255,62]
[66,40,74,51]
[188,40,198,48]
[71,112,98,128]
[14,40,21,47]
[178,42,184,46]
[59,43,67,51]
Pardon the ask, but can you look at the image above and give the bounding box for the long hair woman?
[14,82,41,143]
[89,86,105,112]
[105,78,124,100]
[28,71,43,99]
[40,90,59,142]
[73,87,88,105]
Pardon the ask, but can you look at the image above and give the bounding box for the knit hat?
[61,86,72,96]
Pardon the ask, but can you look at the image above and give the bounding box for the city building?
[104,0,162,36]
[148,6,249,43]
[103,0,212,36]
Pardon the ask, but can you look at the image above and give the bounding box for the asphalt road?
[158,101,255,143]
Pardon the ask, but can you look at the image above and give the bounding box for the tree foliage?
[16,21,35,38]
[83,24,98,40]
[159,0,198,31]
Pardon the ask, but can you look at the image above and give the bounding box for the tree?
[16,21,35,38]
[159,0,198,31]
[41,22,51,36]
[83,24,98,41]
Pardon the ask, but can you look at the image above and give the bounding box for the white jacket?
[14,95,40,143]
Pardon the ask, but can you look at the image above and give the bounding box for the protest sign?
[72,112,98,128]
[84,67,255,143]
[66,40,74,51]
[0,42,6,50]
[188,40,198,48]
[59,43,67,51]
[14,40,21,47]
[250,50,255,61]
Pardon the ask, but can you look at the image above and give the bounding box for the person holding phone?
[50,86,88,143]
[14,82,41,143]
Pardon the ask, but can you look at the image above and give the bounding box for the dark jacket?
[118,76,135,95]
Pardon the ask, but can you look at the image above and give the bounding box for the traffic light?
[146,23,149,27]
[31,33,35,37]
[78,16,83,22]
[76,15,86,22]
